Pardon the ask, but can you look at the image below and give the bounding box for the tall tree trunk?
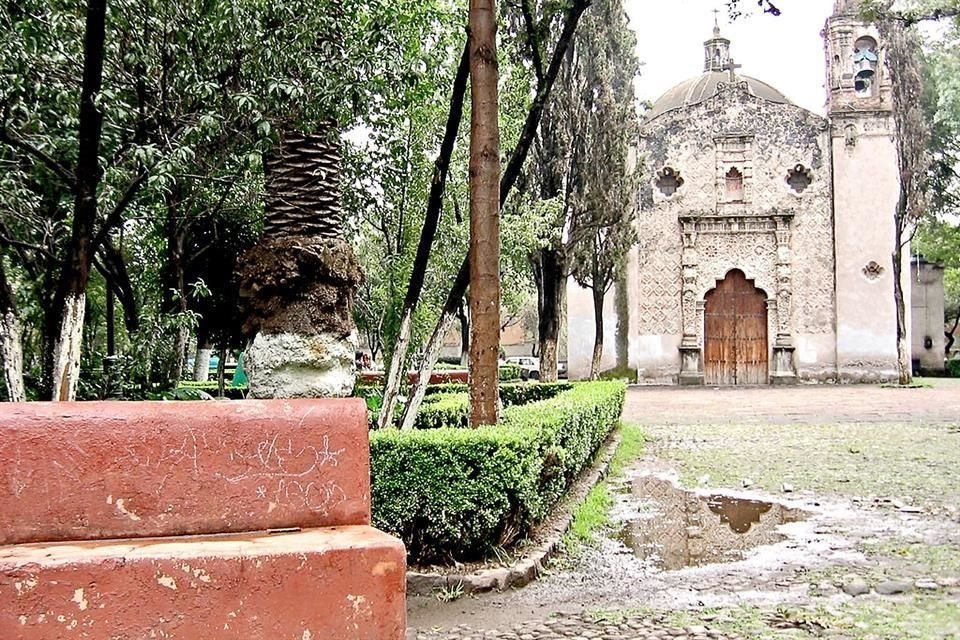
[468,0,502,427]
[165,185,189,386]
[0,257,26,402]
[378,41,470,428]
[52,0,107,401]
[589,284,604,379]
[398,0,590,429]
[945,312,959,357]
[535,247,565,383]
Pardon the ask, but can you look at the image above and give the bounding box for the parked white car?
[505,356,568,380]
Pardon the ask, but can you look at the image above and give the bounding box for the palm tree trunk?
[239,128,362,398]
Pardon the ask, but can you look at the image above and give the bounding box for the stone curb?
[406,428,624,597]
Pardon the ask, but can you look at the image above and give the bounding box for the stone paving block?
[0,525,406,640]
[0,399,370,544]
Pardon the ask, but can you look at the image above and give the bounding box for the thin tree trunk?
[0,258,26,402]
[468,0,502,427]
[194,344,213,381]
[216,345,227,397]
[378,40,470,429]
[589,285,604,379]
[537,247,565,383]
[945,312,959,357]
[458,300,469,366]
[52,0,107,402]
[398,1,590,428]
[103,281,115,399]
[893,242,911,385]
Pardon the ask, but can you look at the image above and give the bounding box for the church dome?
[646,72,791,120]
[645,21,793,121]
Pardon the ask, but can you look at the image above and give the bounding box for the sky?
[624,0,835,115]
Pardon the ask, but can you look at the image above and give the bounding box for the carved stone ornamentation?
[862,261,884,280]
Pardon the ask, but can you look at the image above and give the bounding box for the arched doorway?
[704,270,768,385]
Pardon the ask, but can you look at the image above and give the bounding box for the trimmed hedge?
[174,380,248,400]
[415,382,573,430]
[370,381,625,562]
[414,392,471,430]
[948,359,960,378]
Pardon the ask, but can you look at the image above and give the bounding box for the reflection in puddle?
[614,476,805,570]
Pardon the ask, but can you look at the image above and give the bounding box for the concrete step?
[0,399,371,545]
[1,525,406,640]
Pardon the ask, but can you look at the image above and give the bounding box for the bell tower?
[825,1,904,380]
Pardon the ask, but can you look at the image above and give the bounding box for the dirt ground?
[408,380,960,639]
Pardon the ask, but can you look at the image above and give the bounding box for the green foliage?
[370,381,626,562]
[948,359,960,377]
[566,483,613,544]
[174,380,248,400]
[0,0,458,397]
[413,392,471,430]
[414,382,575,429]
[499,363,522,381]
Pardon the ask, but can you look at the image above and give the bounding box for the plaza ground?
[408,379,960,639]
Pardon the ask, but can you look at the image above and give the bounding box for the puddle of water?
[613,476,806,570]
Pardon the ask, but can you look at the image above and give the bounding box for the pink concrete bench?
[0,399,406,639]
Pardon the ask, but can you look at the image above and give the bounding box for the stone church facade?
[567,1,908,384]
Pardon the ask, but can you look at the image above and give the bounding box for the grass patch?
[659,600,960,639]
[609,423,645,476]
[563,423,646,549]
[651,422,960,512]
[567,484,613,544]
[863,540,960,576]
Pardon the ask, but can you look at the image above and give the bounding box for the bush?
[499,363,522,381]
[370,381,625,562]
[414,392,470,430]
[948,359,960,378]
[413,382,573,430]
[174,380,247,400]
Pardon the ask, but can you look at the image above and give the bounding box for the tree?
[878,17,931,384]
[0,0,450,400]
[396,0,593,431]
[527,0,639,382]
[0,253,25,400]
[468,0,502,427]
[915,22,960,355]
[375,40,470,428]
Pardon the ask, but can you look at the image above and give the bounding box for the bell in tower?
[853,36,879,96]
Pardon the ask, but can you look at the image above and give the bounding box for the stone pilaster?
[678,219,704,385]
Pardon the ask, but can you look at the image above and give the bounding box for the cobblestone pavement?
[407,381,960,639]
[412,612,741,640]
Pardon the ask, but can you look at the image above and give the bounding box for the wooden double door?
[704,270,769,385]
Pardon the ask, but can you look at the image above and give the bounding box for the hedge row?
[415,381,573,430]
[370,381,625,562]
